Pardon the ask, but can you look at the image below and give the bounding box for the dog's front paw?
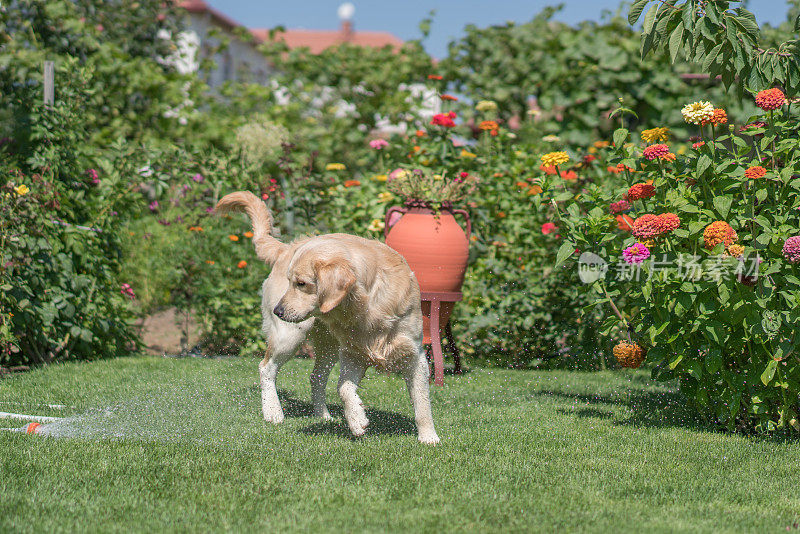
[263,408,285,424]
[418,431,440,445]
[345,408,369,437]
[314,406,333,421]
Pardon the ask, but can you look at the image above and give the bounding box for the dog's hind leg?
[403,349,440,445]
[308,324,338,421]
[337,354,369,437]
[260,320,310,424]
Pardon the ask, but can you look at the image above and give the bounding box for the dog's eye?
[296,281,306,287]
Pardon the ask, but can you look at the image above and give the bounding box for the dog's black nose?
[273,304,285,319]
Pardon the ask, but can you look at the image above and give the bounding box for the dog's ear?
[315,258,356,314]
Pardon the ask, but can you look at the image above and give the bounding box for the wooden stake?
[43,60,54,105]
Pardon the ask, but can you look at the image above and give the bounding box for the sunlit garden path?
[1,356,798,532]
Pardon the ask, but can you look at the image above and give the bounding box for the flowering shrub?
[0,78,140,366]
[550,95,800,431]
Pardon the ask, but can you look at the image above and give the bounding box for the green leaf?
[628,0,650,25]
[713,196,732,218]
[668,21,684,63]
[555,241,575,269]
[613,128,629,148]
[705,348,723,374]
[696,154,712,175]
[760,359,778,386]
[642,3,659,34]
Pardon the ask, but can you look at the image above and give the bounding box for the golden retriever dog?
[215,191,439,444]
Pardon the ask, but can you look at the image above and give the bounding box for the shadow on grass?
[538,387,800,443]
[275,389,416,440]
[537,388,708,432]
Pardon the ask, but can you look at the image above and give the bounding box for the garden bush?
[0,65,140,366]
[548,1,800,431]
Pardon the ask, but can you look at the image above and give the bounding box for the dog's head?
[273,251,356,322]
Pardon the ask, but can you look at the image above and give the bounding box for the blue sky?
[207,1,791,58]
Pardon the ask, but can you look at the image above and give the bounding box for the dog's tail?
[215,191,288,265]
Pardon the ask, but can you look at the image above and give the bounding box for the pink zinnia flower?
[192,173,204,183]
[623,243,651,264]
[643,144,669,161]
[120,283,136,299]
[369,138,389,150]
[610,200,631,214]
[783,236,800,263]
[149,201,159,212]
[755,88,786,111]
[431,112,456,127]
[541,222,557,235]
[87,169,99,185]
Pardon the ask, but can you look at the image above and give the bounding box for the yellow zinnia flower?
[540,151,569,167]
[377,192,394,203]
[475,100,498,112]
[325,163,346,171]
[372,174,388,182]
[640,127,670,144]
[14,184,29,196]
[681,101,715,125]
[368,219,385,232]
[460,149,477,159]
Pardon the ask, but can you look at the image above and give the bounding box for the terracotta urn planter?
[384,205,470,343]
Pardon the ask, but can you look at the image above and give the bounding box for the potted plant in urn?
[383,166,475,297]
[380,107,481,362]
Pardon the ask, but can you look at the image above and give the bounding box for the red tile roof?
[250,27,403,53]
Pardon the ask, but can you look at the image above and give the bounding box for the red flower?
[583,155,596,164]
[744,166,767,179]
[610,200,631,214]
[755,88,786,111]
[440,94,458,101]
[560,170,577,180]
[616,214,634,231]
[631,214,661,239]
[540,164,557,175]
[431,112,456,127]
[658,213,681,232]
[626,183,656,201]
[541,222,557,235]
[459,172,469,179]
[701,108,728,126]
[427,74,443,80]
[643,144,669,161]
[692,141,705,149]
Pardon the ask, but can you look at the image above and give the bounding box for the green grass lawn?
[1,356,798,533]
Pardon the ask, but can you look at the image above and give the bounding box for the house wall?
[181,12,272,87]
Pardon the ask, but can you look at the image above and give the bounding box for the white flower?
[681,101,714,125]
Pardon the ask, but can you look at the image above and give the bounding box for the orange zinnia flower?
[744,166,767,179]
[237,260,247,268]
[243,231,254,238]
[229,235,239,241]
[616,214,634,231]
[479,120,499,131]
[344,180,361,188]
[440,94,458,101]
